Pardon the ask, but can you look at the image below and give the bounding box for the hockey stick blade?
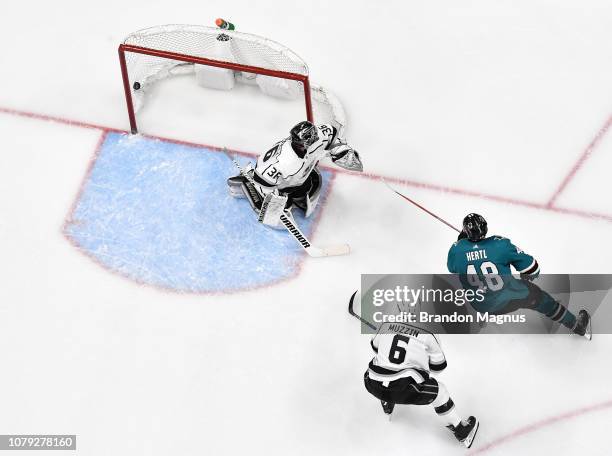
[279,213,349,257]
[306,243,351,258]
[348,290,377,330]
[348,290,438,337]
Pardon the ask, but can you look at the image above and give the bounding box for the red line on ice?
[354,171,612,222]
[63,130,109,230]
[2,105,612,223]
[58,128,337,295]
[470,399,612,454]
[0,106,257,158]
[546,113,612,208]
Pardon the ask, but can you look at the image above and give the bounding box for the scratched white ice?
[0,1,611,455]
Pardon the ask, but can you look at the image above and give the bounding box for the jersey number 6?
[389,334,411,364]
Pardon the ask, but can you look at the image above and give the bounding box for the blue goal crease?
[64,132,331,293]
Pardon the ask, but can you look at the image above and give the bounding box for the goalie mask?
[290,121,319,157]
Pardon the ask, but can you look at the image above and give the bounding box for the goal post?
[118,43,314,134]
[117,24,345,135]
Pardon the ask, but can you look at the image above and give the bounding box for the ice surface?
[64,132,331,292]
[1,1,611,455]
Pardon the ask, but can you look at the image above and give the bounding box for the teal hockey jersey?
[447,236,540,312]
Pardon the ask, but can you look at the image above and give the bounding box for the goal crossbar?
[118,43,314,134]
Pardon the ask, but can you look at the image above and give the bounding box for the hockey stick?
[348,290,439,338]
[381,179,461,233]
[224,149,350,258]
[278,211,350,257]
[348,290,377,330]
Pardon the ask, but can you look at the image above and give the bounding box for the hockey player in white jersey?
[227,121,362,227]
[365,322,479,448]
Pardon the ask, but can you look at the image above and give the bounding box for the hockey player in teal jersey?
[447,213,591,339]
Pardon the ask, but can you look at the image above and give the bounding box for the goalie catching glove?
[330,144,363,172]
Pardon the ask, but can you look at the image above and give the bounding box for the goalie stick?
[224,149,350,258]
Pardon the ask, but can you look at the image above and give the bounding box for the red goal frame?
[118,44,314,134]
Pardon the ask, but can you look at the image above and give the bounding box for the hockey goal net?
[118,24,347,134]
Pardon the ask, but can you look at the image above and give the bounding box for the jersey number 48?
[466,262,504,291]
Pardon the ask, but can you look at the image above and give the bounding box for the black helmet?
[462,213,488,241]
[290,121,318,157]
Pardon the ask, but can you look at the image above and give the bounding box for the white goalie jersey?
[227,121,361,229]
[368,323,447,383]
[253,124,361,194]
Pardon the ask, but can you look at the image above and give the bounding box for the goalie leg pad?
[227,175,246,198]
[259,192,289,227]
[229,176,263,213]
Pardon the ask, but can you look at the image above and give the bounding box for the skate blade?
[585,316,592,341]
[463,420,479,449]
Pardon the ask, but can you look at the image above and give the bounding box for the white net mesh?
[122,24,346,133]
